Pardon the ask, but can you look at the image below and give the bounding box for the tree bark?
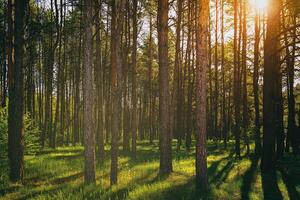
[195,0,209,190]
[83,0,96,184]
[8,0,27,182]
[221,0,227,148]
[253,9,261,155]
[261,0,281,172]
[214,0,219,140]
[171,0,182,147]
[131,0,138,159]
[110,0,125,185]
[95,0,105,162]
[241,0,249,155]
[233,0,241,158]
[158,0,172,175]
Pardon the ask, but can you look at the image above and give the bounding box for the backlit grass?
[0,141,299,200]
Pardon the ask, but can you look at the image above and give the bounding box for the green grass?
[0,141,299,200]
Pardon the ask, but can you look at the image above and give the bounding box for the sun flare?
[250,0,269,10]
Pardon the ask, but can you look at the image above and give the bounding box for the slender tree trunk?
[253,9,261,155]
[241,0,249,155]
[95,0,105,161]
[111,0,125,185]
[73,3,82,145]
[122,0,130,152]
[185,0,193,151]
[221,0,227,149]
[214,0,219,140]
[208,14,213,139]
[195,0,209,190]
[233,0,241,158]
[158,0,172,175]
[171,0,182,148]
[61,1,66,145]
[131,0,138,159]
[83,0,96,184]
[148,15,154,144]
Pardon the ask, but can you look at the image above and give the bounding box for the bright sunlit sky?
[250,0,269,11]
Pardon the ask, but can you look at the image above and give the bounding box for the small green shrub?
[0,107,41,159]
[0,107,8,159]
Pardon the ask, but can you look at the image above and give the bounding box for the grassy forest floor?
[0,141,300,200]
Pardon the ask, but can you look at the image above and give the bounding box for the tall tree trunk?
[131,0,138,159]
[261,0,281,172]
[241,0,249,155]
[95,0,105,161]
[148,15,154,144]
[158,0,172,175]
[233,0,241,158]
[8,0,27,182]
[253,9,261,155]
[284,13,297,154]
[53,0,62,149]
[73,8,82,145]
[171,0,182,147]
[61,1,66,145]
[214,0,219,140]
[221,0,227,148]
[208,13,213,139]
[185,0,193,151]
[122,0,130,152]
[195,0,209,189]
[110,0,125,185]
[83,0,96,184]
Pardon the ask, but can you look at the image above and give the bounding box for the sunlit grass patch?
[1,140,299,200]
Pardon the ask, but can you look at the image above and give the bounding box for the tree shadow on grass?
[36,148,82,155]
[15,186,66,200]
[240,155,259,200]
[49,153,83,161]
[1,172,84,199]
[261,171,283,200]
[0,185,21,196]
[143,177,213,200]
[210,159,234,185]
[279,167,300,200]
[208,151,235,184]
[95,169,159,200]
[50,172,83,185]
